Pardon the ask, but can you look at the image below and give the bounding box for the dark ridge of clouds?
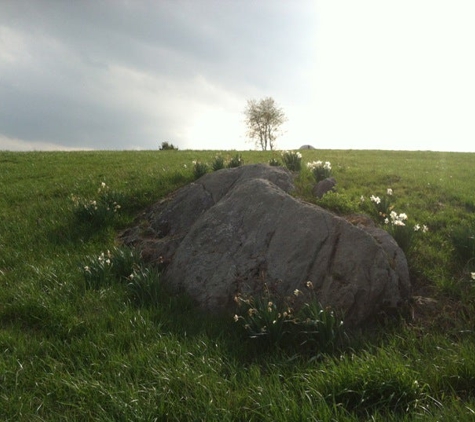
[1,0,315,87]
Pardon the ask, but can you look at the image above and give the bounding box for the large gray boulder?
[120,164,410,327]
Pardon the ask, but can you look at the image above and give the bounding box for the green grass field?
[1,149,475,420]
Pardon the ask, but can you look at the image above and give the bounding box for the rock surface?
[120,164,411,327]
[312,177,337,198]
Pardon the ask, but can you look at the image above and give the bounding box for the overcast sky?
[1,1,474,152]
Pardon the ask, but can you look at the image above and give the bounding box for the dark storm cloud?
[0,0,317,150]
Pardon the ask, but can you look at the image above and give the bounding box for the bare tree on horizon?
[244,97,286,151]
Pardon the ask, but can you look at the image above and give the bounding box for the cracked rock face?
[120,164,411,327]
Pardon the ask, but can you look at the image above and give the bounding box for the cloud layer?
[0,1,317,150]
[0,1,474,152]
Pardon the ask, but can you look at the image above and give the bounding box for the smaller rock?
[299,144,315,150]
[312,177,336,198]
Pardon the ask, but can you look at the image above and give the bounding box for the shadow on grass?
[46,219,116,245]
[0,298,87,342]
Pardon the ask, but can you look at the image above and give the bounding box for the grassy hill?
[1,149,474,420]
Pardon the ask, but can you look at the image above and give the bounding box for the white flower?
[306,281,313,289]
[398,213,408,221]
[471,272,475,280]
[183,164,187,168]
[387,188,393,196]
[422,225,429,233]
[324,161,331,170]
[233,314,239,322]
[84,266,90,273]
[393,220,406,226]
[414,224,421,232]
[307,160,325,170]
[294,289,301,297]
[360,195,365,202]
[370,195,381,205]
[384,218,389,225]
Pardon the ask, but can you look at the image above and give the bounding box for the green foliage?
[159,141,178,150]
[268,157,281,166]
[211,154,225,171]
[126,266,163,308]
[82,246,141,289]
[297,299,345,353]
[327,349,429,415]
[281,150,302,171]
[81,246,163,308]
[211,153,244,171]
[71,182,123,227]
[384,219,430,255]
[234,281,345,353]
[451,222,475,268]
[316,191,359,215]
[234,292,292,347]
[192,160,209,179]
[361,188,429,254]
[307,160,332,182]
[227,153,244,168]
[362,189,395,221]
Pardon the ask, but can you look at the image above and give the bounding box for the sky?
[0,0,474,152]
